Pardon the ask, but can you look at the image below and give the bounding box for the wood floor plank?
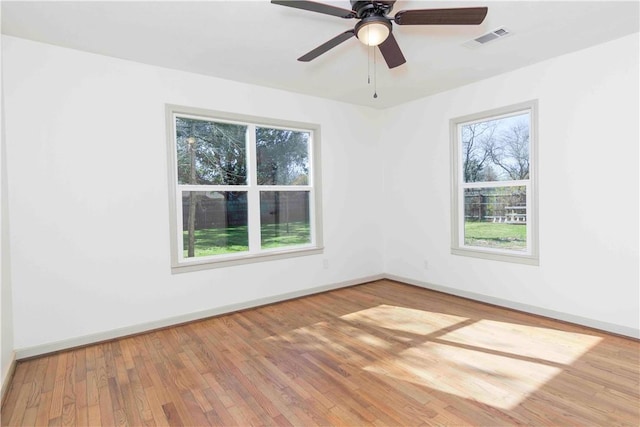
[86,404,101,427]
[127,367,154,425]
[73,379,87,427]
[179,390,211,427]
[61,351,77,426]
[201,387,238,426]
[48,378,64,422]
[160,402,182,427]
[2,280,639,426]
[5,381,31,426]
[33,391,53,427]
[143,386,170,427]
[24,375,43,411]
[20,404,39,426]
[95,364,115,427]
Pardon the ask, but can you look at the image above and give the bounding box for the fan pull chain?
[367,45,371,84]
[373,47,378,99]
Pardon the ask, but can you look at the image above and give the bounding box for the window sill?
[451,247,539,266]
[171,246,324,273]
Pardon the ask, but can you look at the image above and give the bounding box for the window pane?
[176,117,247,185]
[256,127,309,185]
[463,186,527,251]
[461,112,530,183]
[260,191,311,249]
[182,191,248,258]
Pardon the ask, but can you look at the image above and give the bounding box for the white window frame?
[166,104,323,273]
[450,100,539,265]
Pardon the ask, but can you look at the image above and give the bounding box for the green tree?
[256,127,308,185]
[487,122,530,180]
[176,117,247,257]
[462,122,496,182]
[176,118,247,186]
[256,128,309,234]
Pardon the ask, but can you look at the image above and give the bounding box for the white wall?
[1,31,16,392]
[2,36,385,352]
[382,34,639,337]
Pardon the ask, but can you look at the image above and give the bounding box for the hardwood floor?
[2,280,639,426]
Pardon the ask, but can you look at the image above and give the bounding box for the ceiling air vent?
[463,27,511,49]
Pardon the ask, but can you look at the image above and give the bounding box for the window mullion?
[462,180,527,189]
[458,184,465,248]
[177,184,249,192]
[247,125,261,252]
[258,185,312,192]
[526,181,532,254]
[176,188,185,262]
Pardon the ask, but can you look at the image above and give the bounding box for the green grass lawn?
[261,222,311,249]
[183,225,249,257]
[183,221,310,257]
[464,222,526,251]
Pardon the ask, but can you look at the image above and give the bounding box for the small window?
[166,105,323,272]
[450,101,538,265]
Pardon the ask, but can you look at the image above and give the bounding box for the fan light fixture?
[355,16,391,46]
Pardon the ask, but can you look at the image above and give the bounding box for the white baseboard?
[13,271,638,360]
[387,274,640,340]
[15,274,385,360]
[1,351,17,406]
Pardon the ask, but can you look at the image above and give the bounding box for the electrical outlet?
[323,259,329,269]
[423,259,429,269]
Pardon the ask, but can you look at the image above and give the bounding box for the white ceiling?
[2,0,638,109]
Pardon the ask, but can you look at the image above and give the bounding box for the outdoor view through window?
[170,109,317,269]
[452,101,537,263]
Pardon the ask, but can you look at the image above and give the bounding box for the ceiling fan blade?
[378,33,406,69]
[271,1,356,19]
[298,30,355,62]
[394,7,488,25]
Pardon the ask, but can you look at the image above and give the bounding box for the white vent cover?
[463,27,512,49]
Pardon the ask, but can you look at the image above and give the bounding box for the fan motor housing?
[350,0,394,18]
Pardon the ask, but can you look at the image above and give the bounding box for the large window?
[450,101,538,264]
[166,105,322,272]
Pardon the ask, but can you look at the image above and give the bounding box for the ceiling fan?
[272,0,488,69]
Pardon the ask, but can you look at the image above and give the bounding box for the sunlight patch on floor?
[262,320,392,358]
[341,304,468,336]
[354,332,390,348]
[365,341,562,409]
[356,306,603,410]
[439,319,603,364]
[263,304,605,411]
